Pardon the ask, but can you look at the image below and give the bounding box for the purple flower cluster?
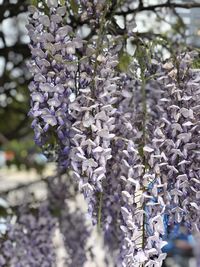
[0,203,57,267]
[60,207,91,267]
[117,52,200,266]
[79,0,105,24]
[155,52,200,230]
[47,174,91,267]
[107,75,164,267]
[27,1,200,266]
[101,76,139,257]
[27,0,83,168]
[69,53,118,222]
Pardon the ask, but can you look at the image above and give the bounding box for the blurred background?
[0,0,200,266]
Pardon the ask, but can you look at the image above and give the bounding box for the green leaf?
[192,58,200,69]
[0,206,8,217]
[26,0,37,6]
[40,0,50,15]
[118,52,132,72]
[135,45,147,73]
[60,0,65,6]
[30,0,38,7]
[70,0,79,15]
[51,207,61,217]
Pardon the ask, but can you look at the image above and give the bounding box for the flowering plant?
[1,0,200,266]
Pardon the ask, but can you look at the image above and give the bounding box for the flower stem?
[141,71,147,250]
[97,192,103,232]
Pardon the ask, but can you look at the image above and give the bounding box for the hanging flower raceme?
[120,52,200,267]
[99,74,139,259]
[0,203,57,267]
[69,52,118,223]
[133,65,169,267]
[115,78,149,267]
[110,64,168,267]
[60,207,91,267]
[47,174,92,267]
[27,0,83,168]
[155,52,200,232]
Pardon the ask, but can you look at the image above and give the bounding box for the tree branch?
[0,44,30,59]
[0,0,28,24]
[0,177,47,196]
[116,1,200,15]
[4,116,30,140]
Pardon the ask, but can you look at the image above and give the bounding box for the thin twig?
[116,1,200,16]
[0,176,55,196]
